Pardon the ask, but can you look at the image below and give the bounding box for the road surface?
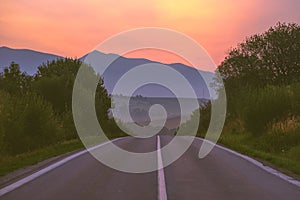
[1,136,300,200]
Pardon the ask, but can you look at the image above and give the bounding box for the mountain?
[0,46,62,75]
[0,46,215,99]
[81,50,215,99]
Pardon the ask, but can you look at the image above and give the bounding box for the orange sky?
[1,0,299,69]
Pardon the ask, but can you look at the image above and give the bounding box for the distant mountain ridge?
[0,46,62,75]
[0,46,215,98]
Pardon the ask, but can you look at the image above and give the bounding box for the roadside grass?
[0,134,127,178]
[1,126,300,181]
[0,139,84,177]
[218,132,300,177]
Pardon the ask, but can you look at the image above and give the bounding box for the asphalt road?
[1,136,300,200]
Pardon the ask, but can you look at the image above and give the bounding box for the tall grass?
[236,85,291,135]
[187,82,300,175]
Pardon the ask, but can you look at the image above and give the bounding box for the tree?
[0,58,116,155]
[33,58,111,116]
[33,58,80,113]
[33,58,111,131]
[0,92,62,154]
[218,22,300,88]
[35,58,80,79]
[217,22,300,116]
[0,62,31,94]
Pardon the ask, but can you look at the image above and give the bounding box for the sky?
[1,0,299,70]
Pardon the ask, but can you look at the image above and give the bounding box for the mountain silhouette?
[0,46,215,98]
[81,50,214,99]
[0,46,62,75]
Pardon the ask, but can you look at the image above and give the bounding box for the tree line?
[191,22,300,155]
[0,58,125,155]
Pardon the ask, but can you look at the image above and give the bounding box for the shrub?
[290,83,300,116]
[238,86,291,135]
[287,145,300,161]
[0,91,10,152]
[251,127,300,153]
[0,93,62,155]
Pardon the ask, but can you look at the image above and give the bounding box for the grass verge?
[0,139,84,177]
[217,133,300,178]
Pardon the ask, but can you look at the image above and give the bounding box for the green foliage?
[217,22,300,116]
[0,62,32,94]
[95,78,111,123]
[36,58,80,79]
[197,102,212,136]
[218,132,300,175]
[34,58,111,118]
[0,139,83,177]
[290,83,300,115]
[213,22,300,175]
[217,22,300,135]
[0,92,62,154]
[0,58,117,157]
[33,76,70,113]
[60,110,78,140]
[237,86,291,135]
[33,58,81,113]
[255,129,300,153]
[178,101,211,137]
[219,22,300,88]
[0,91,10,152]
[287,145,300,161]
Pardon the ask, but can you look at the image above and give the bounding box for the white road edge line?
[157,136,167,200]
[0,137,124,196]
[195,137,300,188]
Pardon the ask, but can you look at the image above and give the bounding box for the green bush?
[0,91,10,152]
[60,110,78,140]
[290,83,300,116]
[0,92,62,155]
[0,59,118,161]
[287,145,300,161]
[238,86,291,135]
[251,129,300,153]
[33,76,70,113]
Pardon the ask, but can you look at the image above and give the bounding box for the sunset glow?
[1,0,299,69]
